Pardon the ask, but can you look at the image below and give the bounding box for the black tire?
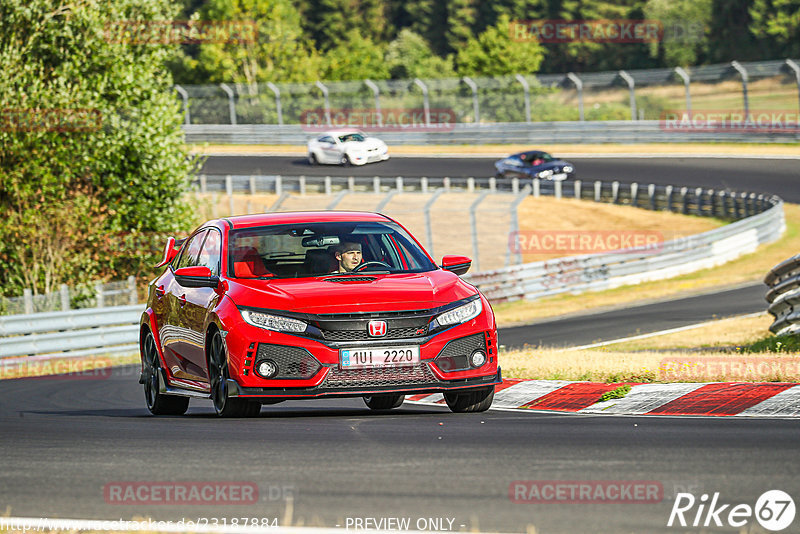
[340,154,351,166]
[363,394,405,411]
[208,331,261,418]
[141,330,190,416]
[308,152,318,166]
[444,386,495,413]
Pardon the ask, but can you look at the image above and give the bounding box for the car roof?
[224,211,391,230]
[320,129,363,136]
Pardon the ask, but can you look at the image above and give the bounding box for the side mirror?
[174,266,220,288]
[155,237,183,268]
[441,255,472,276]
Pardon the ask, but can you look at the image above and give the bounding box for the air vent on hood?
[324,277,376,283]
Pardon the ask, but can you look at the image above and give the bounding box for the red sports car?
[139,211,500,417]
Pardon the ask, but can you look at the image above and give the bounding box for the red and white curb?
[406,379,800,417]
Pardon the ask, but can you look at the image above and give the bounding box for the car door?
[162,229,207,379]
[320,135,340,162]
[179,228,223,381]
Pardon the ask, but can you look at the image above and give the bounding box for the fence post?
[786,59,800,116]
[612,181,620,203]
[315,81,331,125]
[364,80,382,127]
[695,187,704,215]
[554,180,562,199]
[567,73,584,121]
[421,176,428,193]
[665,185,673,211]
[731,61,750,118]
[594,180,602,202]
[512,177,519,194]
[396,176,403,193]
[467,177,475,192]
[413,78,431,127]
[128,276,137,305]
[424,189,445,257]
[219,83,237,125]
[443,177,451,192]
[469,191,490,271]
[507,185,533,266]
[226,174,234,215]
[489,177,496,193]
[462,76,480,124]
[514,74,532,123]
[674,67,692,119]
[709,189,717,216]
[324,176,332,195]
[373,176,380,194]
[299,175,306,196]
[630,182,639,206]
[199,174,207,193]
[574,179,582,200]
[648,184,656,210]
[532,178,540,197]
[60,284,70,311]
[266,82,283,125]
[95,282,104,309]
[348,176,355,192]
[618,70,637,120]
[249,175,256,195]
[173,85,191,125]
[680,187,689,214]
[23,288,33,315]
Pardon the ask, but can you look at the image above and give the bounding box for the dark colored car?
[494,150,575,181]
[139,211,501,417]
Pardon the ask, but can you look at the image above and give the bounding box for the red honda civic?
[139,211,500,417]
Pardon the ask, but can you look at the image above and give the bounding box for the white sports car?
[307,129,390,166]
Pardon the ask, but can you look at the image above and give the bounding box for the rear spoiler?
[155,237,186,268]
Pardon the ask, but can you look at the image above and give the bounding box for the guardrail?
[465,193,785,303]
[0,305,141,360]
[183,121,800,145]
[765,255,800,336]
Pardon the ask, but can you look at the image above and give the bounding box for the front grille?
[323,363,438,388]
[322,325,427,341]
[434,333,486,373]
[255,344,321,379]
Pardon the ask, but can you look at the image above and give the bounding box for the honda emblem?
[368,320,387,337]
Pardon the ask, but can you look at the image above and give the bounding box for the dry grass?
[493,203,800,326]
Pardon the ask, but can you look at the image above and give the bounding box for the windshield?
[338,132,366,143]
[520,152,554,165]
[228,221,436,278]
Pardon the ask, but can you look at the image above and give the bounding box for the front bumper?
[227,367,502,400]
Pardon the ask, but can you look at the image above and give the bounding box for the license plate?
[340,346,420,369]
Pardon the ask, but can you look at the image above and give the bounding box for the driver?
[333,242,362,273]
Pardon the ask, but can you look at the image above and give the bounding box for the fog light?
[255,359,278,379]
[470,351,487,368]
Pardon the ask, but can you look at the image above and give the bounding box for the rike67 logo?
[668,490,795,531]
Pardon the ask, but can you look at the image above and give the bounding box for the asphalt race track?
[3,155,799,534]
[201,155,800,202]
[2,368,800,534]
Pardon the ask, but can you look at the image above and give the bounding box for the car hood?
[226,270,477,314]
[342,138,384,150]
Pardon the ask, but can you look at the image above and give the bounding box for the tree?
[322,29,390,81]
[644,0,712,66]
[750,0,800,58]
[385,29,456,79]
[304,0,389,51]
[0,0,197,297]
[455,15,545,76]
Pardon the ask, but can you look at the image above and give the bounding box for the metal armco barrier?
[765,255,800,336]
[465,195,785,303]
[0,305,141,359]
[183,121,800,145]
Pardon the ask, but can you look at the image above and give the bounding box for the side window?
[175,230,208,270]
[320,136,334,144]
[196,229,221,276]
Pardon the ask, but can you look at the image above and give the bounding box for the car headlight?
[537,169,553,178]
[241,310,307,333]
[435,298,483,326]
[563,165,573,173]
